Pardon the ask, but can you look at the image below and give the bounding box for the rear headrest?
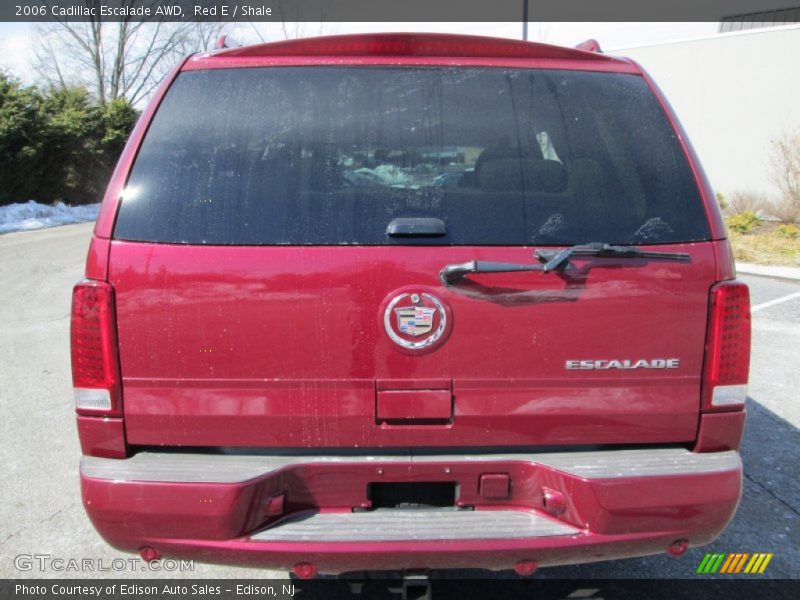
[479,158,567,193]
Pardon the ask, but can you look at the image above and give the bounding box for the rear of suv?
[72,33,750,576]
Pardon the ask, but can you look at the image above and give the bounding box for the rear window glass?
[114,67,710,245]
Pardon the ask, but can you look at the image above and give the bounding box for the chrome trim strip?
[251,509,579,542]
[81,448,741,484]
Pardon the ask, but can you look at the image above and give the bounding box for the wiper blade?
[440,243,690,286]
[534,242,690,271]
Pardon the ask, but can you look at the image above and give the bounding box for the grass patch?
[725,211,760,234]
[729,221,800,266]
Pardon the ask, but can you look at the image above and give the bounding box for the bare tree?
[34,1,223,106]
[246,0,331,44]
[185,21,227,53]
[246,21,331,44]
[770,131,800,223]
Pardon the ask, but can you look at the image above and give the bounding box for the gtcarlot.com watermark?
[14,553,194,573]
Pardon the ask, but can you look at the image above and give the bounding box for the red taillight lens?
[702,281,751,411]
[70,280,121,416]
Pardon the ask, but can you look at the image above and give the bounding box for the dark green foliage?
[0,73,43,204]
[0,72,139,206]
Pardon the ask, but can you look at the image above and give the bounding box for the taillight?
[701,280,751,411]
[70,280,121,416]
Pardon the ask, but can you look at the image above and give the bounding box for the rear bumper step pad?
[252,509,579,542]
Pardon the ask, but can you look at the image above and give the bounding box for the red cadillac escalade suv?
[71,33,750,580]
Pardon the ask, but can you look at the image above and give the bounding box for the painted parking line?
[751,291,800,313]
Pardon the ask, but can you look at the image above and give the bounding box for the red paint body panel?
[109,242,715,448]
[108,533,702,573]
[694,411,747,452]
[183,55,640,74]
[81,456,741,573]
[84,237,110,280]
[479,473,511,499]
[377,378,450,391]
[713,238,737,281]
[76,416,126,458]
[210,33,620,62]
[377,390,453,422]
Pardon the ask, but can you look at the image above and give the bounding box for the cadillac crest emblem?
[395,305,436,336]
[383,291,449,351]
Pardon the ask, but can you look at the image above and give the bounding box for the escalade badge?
[565,359,680,370]
[383,290,450,351]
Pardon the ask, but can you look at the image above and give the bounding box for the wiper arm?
[439,254,568,286]
[440,243,690,286]
[534,242,690,270]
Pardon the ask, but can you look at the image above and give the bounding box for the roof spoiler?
[212,33,616,62]
[575,39,603,53]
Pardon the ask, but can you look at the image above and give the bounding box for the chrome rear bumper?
[81,447,740,483]
[80,448,742,573]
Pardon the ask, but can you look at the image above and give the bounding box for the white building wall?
[614,25,800,199]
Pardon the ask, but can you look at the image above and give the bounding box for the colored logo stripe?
[720,553,748,573]
[697,553,725,573]
[697,553,773,574]
[744,553,773,573]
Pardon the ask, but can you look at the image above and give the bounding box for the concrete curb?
[737,262,800,281]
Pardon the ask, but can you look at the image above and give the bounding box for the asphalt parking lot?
[0,223,798,587]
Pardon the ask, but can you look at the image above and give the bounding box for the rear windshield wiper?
[440,259,556,286]
[440,243,690,285]
[534,242,690,270]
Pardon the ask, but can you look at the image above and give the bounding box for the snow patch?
[0,201,99,234]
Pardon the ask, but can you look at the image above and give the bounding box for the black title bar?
[2,579,800,600]
[4,0,800,23]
